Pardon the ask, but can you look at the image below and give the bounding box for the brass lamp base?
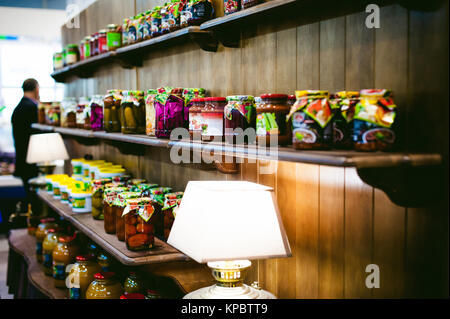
[183,260,276,299]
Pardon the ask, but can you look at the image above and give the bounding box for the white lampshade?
[168,181,292,263]
[26,133,69,164]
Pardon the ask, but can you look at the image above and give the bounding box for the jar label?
[73,164,82,175]
[53,263,66,280]
[84,44,91,58]
[66,52,77,64]
[189,113,204,132]
[43,253,52,268]
[256,113,279,136]
[83,168,89,177]
[46,182,53,192]
[146,98,156,136]
[107,32,121,49]
[53,187,60,196]
[61,191,69,201]
[201,112,223,137]
[73,198,86,209]
[353,121,396,145]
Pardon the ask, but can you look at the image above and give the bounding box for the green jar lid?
[226,95,255,102]
[147,89,158,95]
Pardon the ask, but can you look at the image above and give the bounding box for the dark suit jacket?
[11,97,39,180]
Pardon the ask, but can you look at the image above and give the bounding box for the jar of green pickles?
[121,91,146,134]
[103,90,122,132]
[91,178,111,220]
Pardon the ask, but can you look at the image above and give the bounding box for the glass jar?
[183,88,206,129]
[287,90,333,150]
[256,94,291,146]
[86,272,123,299]
[330,91,359,149]
[202,97,226,142]
[124,198,156,251]
[35,218,57,263]
[103,90,122,132]
[287,95,296,107]
[53,52,64,70]
[53,235,80,288]
[107,24,122,51]
[79,40,85,60]
[90,95,104,131]
[160,4,171,34]
[168,0,183,32]
[136,13,147,42]
[68,255,102,299]
[241,0,259,10]
[181,0,214,27]
[98,29,108,54]
[224,0,240,14]
[162,192,182,241]
[97,251,112,272]
[61,97,77,128]
[76,97,89,129]
[121,91,146,134]
[103,186,129,226]
[90,33,98,56]
[46,102,61,126]
[42,228,61,275]
[122,18,130,46]
[38,102,48,124]
[150,7,163,38]
[154,87,185,138]
[145,187,171,239]
[188,98,205,140]
[145,289,162,299]
[65,44,79,65]
[91,179,111,220]
[83,36,91,59]
[83,99,91,129]
[128,16,138,44]
[143,11,152,40]
[224,95,256,144]
[124,272,145,294]
[145,89,158,136]
[114,192,141,242]
[353,89,396,152]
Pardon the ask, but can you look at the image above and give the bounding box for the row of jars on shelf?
[32,219,162,299]
[41,88,397,152]
[53,1,261,69]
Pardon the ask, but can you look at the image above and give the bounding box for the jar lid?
[147,89,158,95]
[76,254,94,262]
[40,218,55,223]
[288,95,296,100]
[94,272,115,280]
[126,197,152,205]
[190,98,205,102]
[359,89,392,97]
[295,90,329,98]
[120,293,145,299]
[226,95,255,102]
[46,228,56,233]
[204,97,226,102]
[107,24,118,29]
[58,235,74,243]
[99,29,107,34]
[260,94,288,99]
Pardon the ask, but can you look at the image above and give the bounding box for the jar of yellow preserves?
[35,218,57,263]
[86,272,123,299]
[52,235,80,288]
[68,255,102,299]
[42,228,62,276]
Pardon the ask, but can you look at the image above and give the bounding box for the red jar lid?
[260,94,288,99]
[94,272,115,280]
[40,218,55,223]
[46,229,56,233]
[76,254,94,262]
[120,293,145,299]
[204,97,226,102]
[58,236,73,243]
[190,98,205,102]
[288,95,296,100]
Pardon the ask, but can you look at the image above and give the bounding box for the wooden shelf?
[37,191,189,266]
[32,124,442,169]
[8,229,68,299]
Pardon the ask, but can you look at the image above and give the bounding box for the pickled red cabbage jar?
[154,87,185,138]
[224,95,256,144]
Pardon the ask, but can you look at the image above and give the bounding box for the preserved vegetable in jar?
[86,272,123,299]
[65,44,79,65]
[160,4,171,34]
[90,95,104,131]
[53,52,64,70]
[121,91,146,134]
[128,16,139,44]
[154,87,185,138]
[145,89,158,136]
[53,235,80,288]
[114,192,141,242]
[224,0,240,14]
[103,90,122,132]
[122,18,131,46]
[150,7,163,38]
[61,97,77,128]
[35,218,57,263]
[183,88,206,129]
[97,251,112,272]
[103,186,128,229]
[123,198,156,251]
[162,192,183,241]
[107,24,122,51]
[181,0,214,27]
[256,94,291,146]
[224,95,256,144]
[353,89,396,151]
[42,228,61,275]
[136,13,149,41]
[123,272,145,294]
[287,90,333,150]
[68,255,101,299]
[188,98,205,139]
[76,97,89,129]
[91,178,111,220]
[329,91,359,149]
[202,97,226,142]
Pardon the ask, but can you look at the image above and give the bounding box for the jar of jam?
[162,192,183,241]
[224,0,240,14]
[53,52,64,70]
[107,24,122,51]
[65,44,79,65]
[98,29,107,54]
[202,97,226,142]
[150,7,163,38]
[183,88,206,129]
[330,91,359,149]
[114,192,141,242]
[91,178,111,220]
[104,90,122,132]
[224,95,256,144]
[287,90,334,150]
[181,0,214,27]
[86,272,123,299]
[121,91,146,134]
[103,186,129,232]
[90,33,98,56]
[42,228,62,276]
[124,272,145,294]
[145,89,158,136]
[35,218,57,263]
[154,87,185,138]
[256,94,291,146]
[68,255,102,299]
[241,0,259,10]
[76,97,89,129]
[97,251,112,272]
[53,235,80,288]
[90,95,104,131]
[353,89,396,151]
[124,198,156,251]
[188,98,205,140]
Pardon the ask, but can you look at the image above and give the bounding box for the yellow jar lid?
[100,168,126,173]
[295,90,329,99]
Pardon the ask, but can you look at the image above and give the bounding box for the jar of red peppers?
[114,192,141,242]
[224,95,256,144]
[103,186,128,233]
[256,94,291,146]
[181,0,214,27]
[98,29,107,54]
[123,198,156,251]
[154,87,185,138]
[121,91,146,134]
[353,89,396,151]
[188,98,205,139]
[202,97,226,142]
[329,91,359,149]
[103,90,122,133]
[287,90,333,150]
[90,95,104,131]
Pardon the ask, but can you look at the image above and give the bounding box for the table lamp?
[167,181,292,299]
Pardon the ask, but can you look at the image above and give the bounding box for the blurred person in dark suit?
[11,78,40,199]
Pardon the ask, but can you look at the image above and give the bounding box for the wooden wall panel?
[61,2,449,298]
